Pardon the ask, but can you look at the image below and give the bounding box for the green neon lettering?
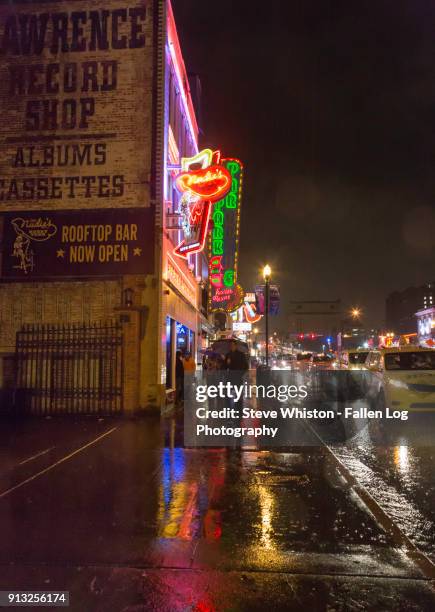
[226,161,240,176]
[213,240,224,255]
[209,159,243,309]
[223,269,235,287]
[226,191,237,209]
[213,226,224,240]
[213,210,224,225]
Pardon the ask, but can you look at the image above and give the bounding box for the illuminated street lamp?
[263,265,272,367]
[350,307,362,320]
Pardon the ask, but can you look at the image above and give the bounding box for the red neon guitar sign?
[189,200,203,225]
[173,150,232,259]
[173,201,211,259]
[243,302,262,324]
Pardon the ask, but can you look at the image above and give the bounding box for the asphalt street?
[0,414,435,611]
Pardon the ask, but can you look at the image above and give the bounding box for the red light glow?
[176,165,232,202]
[173,201,211,259]
[243,302,262,324]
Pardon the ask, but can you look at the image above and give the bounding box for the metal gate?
[15,321,123,415]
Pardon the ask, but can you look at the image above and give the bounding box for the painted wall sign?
[209,158,243,312]
[0,207,154,279]
[0,1,153,211]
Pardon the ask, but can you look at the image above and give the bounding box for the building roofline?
[289,300,341,304]
[167,0,199,145]
[415,307,435,317]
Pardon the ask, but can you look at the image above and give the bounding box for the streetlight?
[350,307,361,319]
[263,265,271,367]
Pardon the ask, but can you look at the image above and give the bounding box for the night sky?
[173,0,435,328]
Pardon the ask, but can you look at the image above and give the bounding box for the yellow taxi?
[341,349,370,370]
[365,346,435,411]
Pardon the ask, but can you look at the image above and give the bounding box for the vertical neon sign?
[209,158,244,312]
[173,150,231,259]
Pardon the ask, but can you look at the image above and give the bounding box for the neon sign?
[244,301,262,324]
[174,200,211,258]
[209,158,244,312]
[173,149,231,259]
[176,165,231,202]
[230,293,262,330]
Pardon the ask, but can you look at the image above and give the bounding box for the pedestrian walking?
[225,340,249,372]
[225,341,249,411]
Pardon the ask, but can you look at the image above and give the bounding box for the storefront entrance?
[165,317,195,389]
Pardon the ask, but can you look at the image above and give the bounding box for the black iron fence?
[15,321,123,415]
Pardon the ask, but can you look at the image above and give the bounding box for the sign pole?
[265,278,269,368]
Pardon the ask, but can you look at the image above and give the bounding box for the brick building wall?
[0,0,204,412]
[0,280,121,352]
[0,0,160,411]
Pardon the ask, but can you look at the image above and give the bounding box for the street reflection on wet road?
[335,443,435,562]
[0,415,434,610]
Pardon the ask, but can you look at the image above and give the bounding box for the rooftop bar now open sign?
[0,207,154,279]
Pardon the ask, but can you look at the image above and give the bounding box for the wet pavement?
[334,444,435,563]
[0,415,434,610]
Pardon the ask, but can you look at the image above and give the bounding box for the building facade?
[386,282,435,335]
[416,307,435,346]
[0,0,208,413]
